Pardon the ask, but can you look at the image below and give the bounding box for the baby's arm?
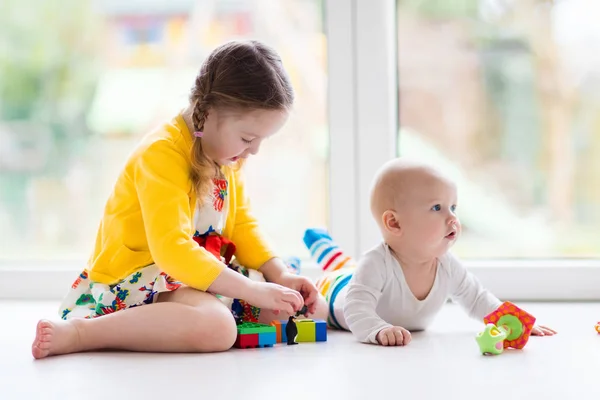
[447,254,558,337]
[446,253,502,320]
[343,252,393,344]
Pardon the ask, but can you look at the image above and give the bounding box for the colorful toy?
[285,256,301,275]
[271,318,327,343]
[475,301,536,355]
[476,324,508,355]
[234,318,328,349]
[595,322,600,334]
[234,322,277,349]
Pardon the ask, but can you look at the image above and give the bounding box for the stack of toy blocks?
[234,322,277,349]
[270,319,327,343]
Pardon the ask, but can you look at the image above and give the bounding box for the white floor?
[1,301,599,400]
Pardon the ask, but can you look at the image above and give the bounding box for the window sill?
[0,259,598,301]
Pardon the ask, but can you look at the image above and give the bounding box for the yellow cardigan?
[86,113,276,291]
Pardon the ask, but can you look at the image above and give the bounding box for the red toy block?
[234,333,259,349]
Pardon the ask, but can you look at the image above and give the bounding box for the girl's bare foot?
[32,319,81,359]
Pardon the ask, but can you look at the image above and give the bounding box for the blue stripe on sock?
[328,273,352,330]
[317,245,337,263]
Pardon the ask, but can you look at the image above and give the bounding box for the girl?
[32,40,328,359]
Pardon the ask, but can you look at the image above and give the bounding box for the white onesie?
[334,242,502,344]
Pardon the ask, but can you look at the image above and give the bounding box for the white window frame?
[1,0,599,301]
[326,0,600,302]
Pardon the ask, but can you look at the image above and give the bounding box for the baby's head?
[370,158,460,259]
[188,40,294,198]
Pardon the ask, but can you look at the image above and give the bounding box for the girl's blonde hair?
[189,40,294,202]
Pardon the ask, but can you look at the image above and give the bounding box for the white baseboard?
[302,261,600,302]
[0,267,78,300]
[463,263,600,301]
[1,260,599,301]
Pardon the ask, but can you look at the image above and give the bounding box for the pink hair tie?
[193,131,203,138]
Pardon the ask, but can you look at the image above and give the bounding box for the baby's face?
[396,175,460,258]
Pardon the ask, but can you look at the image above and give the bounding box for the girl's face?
[201,108,289,166]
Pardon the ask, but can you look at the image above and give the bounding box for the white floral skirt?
[58,261,266,323]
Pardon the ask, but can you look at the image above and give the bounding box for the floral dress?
[58,177,261,323]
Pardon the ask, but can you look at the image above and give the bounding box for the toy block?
[315,320,327,342]
[271,320,282,343]
[281,321,288,343]
[237,321,276,335]
[258,332,277,347]
[272,318,328,343]
[234,322,277,349]
[483,301,535,350]
[234,333,258,349]
[296,319,316,342]
[271,320,287,343]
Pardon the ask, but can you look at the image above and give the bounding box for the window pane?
[396,0,600,258]
[0,0,328,262]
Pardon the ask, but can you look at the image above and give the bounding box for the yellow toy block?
[296,319,316,342]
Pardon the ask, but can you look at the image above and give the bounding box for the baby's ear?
[382,210,402,235]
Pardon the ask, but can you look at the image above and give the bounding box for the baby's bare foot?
[32,319,81,359]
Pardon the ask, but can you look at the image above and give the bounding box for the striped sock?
[315,268,353,329]
[303,228,356,329]
[303,228,354,273]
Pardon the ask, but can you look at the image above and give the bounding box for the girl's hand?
[272,273,319,316]
[246,281,304,315]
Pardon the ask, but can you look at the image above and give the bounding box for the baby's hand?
[246,281,304,315]
[376,326,411,346]
[531,325,557,336]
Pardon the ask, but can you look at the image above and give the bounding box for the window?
[323,0,599,300]
[0,0,327,263]
[2,0,598,301]
[396,0,600,259]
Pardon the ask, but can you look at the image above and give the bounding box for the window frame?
[327,0,600,302]
[1,0,598,301]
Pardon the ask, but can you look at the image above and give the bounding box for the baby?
[309,158,556,346]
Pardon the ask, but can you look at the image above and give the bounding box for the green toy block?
[296,319,316,342]
[237,322,276,335]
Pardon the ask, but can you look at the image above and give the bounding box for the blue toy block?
[315,320,327,342]
[258,331,277,347]
[280,320,288,343]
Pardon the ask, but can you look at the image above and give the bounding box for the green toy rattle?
[476,323,508,355]
[475,301,536,356]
